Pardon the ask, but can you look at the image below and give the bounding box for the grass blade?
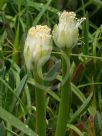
[0,106,37,136]
[69,92,93,123]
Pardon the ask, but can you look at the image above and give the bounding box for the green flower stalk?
[24,25,52,136]
[53,11,85,136]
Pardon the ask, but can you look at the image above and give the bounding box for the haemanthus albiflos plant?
[53,11,85,136]
[24,25,52,136]
[24,11,85,136]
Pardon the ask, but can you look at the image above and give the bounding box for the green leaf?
[0,77,24,110]
[12,22,19,62]
[71,83,93,114]
[27,1,59,13]
[69,92,93,123]
[10,75,27,112]
[94,111,102,136]
[0,122,5,136]
[44,60,61,82]
[47,89,60,102]
[67,124,84,136]
[0,106,37,136]
[93,0,102,6]
[0,0,5,9]
[33,0,52,25]
[28,78,60,102]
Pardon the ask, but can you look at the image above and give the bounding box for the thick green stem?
[55,50,71,136]
[33,69,46,136]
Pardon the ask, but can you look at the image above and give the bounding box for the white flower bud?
[53,11,85,49]
[24,25,52,70]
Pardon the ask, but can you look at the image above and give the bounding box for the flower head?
[24,25,52,70]
[53,11,85,49]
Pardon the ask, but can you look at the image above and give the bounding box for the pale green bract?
[24,25,52,70]
[52,11,85,49]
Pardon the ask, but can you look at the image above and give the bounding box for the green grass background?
[0,0,102,136]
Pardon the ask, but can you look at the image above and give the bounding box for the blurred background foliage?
[0,0,102,136]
